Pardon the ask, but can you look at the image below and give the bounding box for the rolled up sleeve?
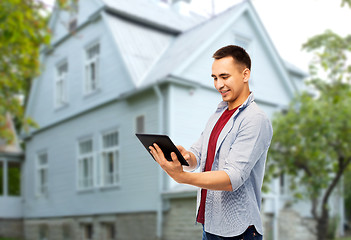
[189,132,204,171]
[223,113,273,191]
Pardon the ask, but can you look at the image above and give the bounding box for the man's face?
[211,56,250,110]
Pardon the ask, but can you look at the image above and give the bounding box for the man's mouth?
[220,90,230,95]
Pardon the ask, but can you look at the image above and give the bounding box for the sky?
[191,0,351,72]
[41,0,351,72]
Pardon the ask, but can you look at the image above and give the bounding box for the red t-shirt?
[197,106,239,224]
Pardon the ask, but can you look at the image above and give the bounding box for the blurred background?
[0,0,350,239]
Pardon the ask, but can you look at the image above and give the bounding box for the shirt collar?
[216,92,255,112]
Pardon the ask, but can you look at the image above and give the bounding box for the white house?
[0,0,344,239]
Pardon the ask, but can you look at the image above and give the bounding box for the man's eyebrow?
[219,73,230,77]
[211,73,230,78]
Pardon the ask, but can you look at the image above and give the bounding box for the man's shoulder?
[242,101,269,120]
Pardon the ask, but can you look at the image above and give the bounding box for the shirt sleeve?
[188,131,204,171]
[223,112,273,191]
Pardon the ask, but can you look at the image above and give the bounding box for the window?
[85,43,100,94]
[37,152,48,197]
[101,131,119,186]
[69,19,77,32]
[55,61,68,107]
[82,224,93,240]
[39,225,49,240]
[8,162,21,196]
[62,224,72,240]
[135,115,145,133]
[102,223,116,240]
[68,0,78,32]
[78,139,94,190]
[0,161,3,195]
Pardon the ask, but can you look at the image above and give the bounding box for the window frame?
[84,41,100,95]
[77,137,95,191]
[7,161,21,196]
[100,129,120,188]
[0,159,4,196]
[68,0,78,32]
[135,114,146,134]
[81,223,93,240]
[101,222,116,240]
[55,60,69,108]
[36,151,49,198]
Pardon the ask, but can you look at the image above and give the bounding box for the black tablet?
[135,133,189,166]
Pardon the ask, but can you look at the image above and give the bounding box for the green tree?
[266,30,351,240]
[0,0,51,142]
[342,0,351,7]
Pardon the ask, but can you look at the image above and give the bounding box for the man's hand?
[149,143,232,191]
[149,143,184,183]
[176,145,197,170]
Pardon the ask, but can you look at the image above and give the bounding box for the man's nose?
[215,78,224,90]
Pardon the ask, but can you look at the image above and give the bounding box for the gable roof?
[104,13,174,85]
[45,0,299,96]
[139,1,246,88]
[102,0,205,33]
[137,0,298,98]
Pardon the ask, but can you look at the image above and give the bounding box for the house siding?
[50,0,104,44]
[28,18,134,131]
[24,91,160,218]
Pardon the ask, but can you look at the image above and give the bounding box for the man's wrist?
[174,171,188,184]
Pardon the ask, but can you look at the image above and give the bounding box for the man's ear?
[243,68,250,83]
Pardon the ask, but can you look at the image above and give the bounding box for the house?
[0,113,24,239]
[0,0,344,239]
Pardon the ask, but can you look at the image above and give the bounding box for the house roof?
[46,0,300,95]
[104,13,174,85]
[139,1,245,88]
[138,0,298,97]
[102,0,205,33]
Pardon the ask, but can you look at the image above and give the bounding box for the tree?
[266,30,351,240]
[0,0,51,142]
[0,0,76,143]
[342,0,351,8]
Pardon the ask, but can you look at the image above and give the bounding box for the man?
[149,45,273,240]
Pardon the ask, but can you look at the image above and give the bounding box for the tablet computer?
[135,133,189,166]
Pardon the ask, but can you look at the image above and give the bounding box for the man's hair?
[212,45,251,70]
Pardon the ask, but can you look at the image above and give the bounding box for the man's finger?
[171,152,177,161]
[171,152,181,166]
[187,152,192,161]
[149,146,159,162]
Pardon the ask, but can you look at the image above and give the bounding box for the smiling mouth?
[220,90,230,95]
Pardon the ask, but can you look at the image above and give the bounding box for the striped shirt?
[189,93,273,237]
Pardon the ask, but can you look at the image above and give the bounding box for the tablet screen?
[135,133,189,166]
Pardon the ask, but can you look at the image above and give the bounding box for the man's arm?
[149,143,232,191]
[177,170,232,191]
